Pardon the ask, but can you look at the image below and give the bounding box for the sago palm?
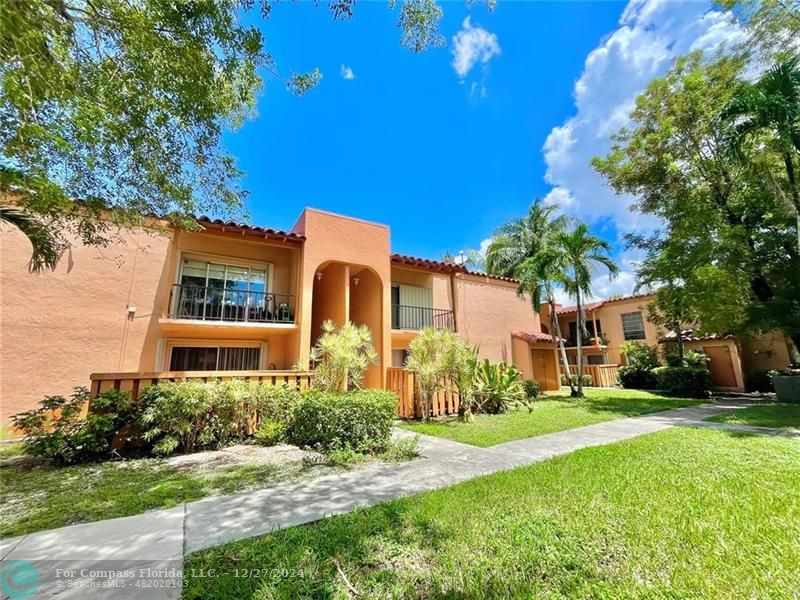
[555,223,619,398]
[485,199,576,394]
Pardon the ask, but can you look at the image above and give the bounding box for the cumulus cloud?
[452,17,501,79]
[541,0,747,230]
[340,64,356,80]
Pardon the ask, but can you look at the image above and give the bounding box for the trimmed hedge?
[618,366,657,390]
[289,390,397,452]
[652,366,712,397]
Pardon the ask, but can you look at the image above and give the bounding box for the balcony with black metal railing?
[391,304,454,331]
[168,283,295,324]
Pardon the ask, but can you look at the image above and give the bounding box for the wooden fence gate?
[386,367,460,419]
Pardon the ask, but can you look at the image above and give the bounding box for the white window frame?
[621,311,646,341]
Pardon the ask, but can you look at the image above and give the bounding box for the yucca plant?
[309,320,378,392]
[472,360,528,414]
[405,327,459,421]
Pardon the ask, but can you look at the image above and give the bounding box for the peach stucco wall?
[293,209,391,383]
[742,331,793,373]
[454,273,541,364]
[1,224,174,422]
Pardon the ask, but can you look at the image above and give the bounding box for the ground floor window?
[391,349,409,368]
[169,345,261,371]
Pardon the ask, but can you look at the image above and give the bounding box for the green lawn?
[184,427,800,599]
[707,402,800,431]
[397,389,702,447]
[0,455,335,537]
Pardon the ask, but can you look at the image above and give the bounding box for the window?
[621,311,646,340]
[391,349,409,368]
[174,258,273,321]
[169,346,261,371]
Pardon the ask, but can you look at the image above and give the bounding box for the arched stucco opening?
[309,261,385,389]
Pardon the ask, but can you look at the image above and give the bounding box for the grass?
[184,427,800,599]
[0,443,24,459]
[707,402,800,431]
[397,389,702,447]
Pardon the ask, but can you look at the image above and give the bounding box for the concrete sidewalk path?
[0,400,762,599]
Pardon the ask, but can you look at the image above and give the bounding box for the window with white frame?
[169,345,261,371]
[621,311,646,340]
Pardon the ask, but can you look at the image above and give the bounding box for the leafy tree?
[309,320,378,392]
[1,0,483,263]
[443,337,478,422]
[554,223,618,398]
[484,199,577,395]
[722,57,800,254]
[593,52,800,356]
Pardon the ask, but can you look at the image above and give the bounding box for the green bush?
[289,389,397,452]
[138,380,251,456]
[746,370,777,393]
[11,388,134,464]
[253,420,286,446]
[620,341,659,369]
[652,366,713,397]
[253,383,302,428]
[618,366,657,389]
[522,379,541,400]
[473,360,528,414]
[560,373,593,387]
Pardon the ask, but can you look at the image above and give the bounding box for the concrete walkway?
[0,400,774,599]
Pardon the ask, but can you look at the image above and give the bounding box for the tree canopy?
[1,0,476,253]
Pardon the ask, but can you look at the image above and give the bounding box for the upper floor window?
[621,311,646,340]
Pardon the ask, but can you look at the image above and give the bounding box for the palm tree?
[0,204,63,273]
[555,223,619,398]
[485,199,577,395]
[722,57,800,253]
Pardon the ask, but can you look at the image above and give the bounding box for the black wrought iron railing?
[391,304,454,331]
[168,284,295,324]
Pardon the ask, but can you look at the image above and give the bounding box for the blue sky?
[226,0,747,301]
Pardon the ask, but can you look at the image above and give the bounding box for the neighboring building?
[0,207,561,423]
[541,293,794,392]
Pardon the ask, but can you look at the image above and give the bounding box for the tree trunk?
[782,152,800,255]
[575,289,584,398]
[790,331,800,366]
[549,298,576,395]
[673,319,684,365]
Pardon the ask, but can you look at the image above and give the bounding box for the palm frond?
[0,204,64,273]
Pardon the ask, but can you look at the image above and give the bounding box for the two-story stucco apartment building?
[541,294,794,392]
[0,208,563,424]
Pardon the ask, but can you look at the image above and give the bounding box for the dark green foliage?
[618,366,658,390]
[253,384,302,428]
[652,367,713,397]
[746,369,778,392]
[522,379,541,400]
[11,388,134,464]
[289,390,397,452]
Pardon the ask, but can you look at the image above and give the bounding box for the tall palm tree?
[485,199,577,395]
[723,57,800,253]
[0,204,63,273]
[555,223,619,398]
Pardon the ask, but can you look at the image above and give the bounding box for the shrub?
[560,373,593,387]
[406,327,462,421]
[746,370,777,393]
[253,383,302,428]
[652,366,712,397]
[473,360,527,414]
[618,366,657,390]
[683,350,709,368]
[289,389,396,452]
[309,320,378,391]
[380,436,421,462]
[522,379,541,400]
[138,380,251,456]
[254,420,286,446]
[620,341,659,369]
[11,388,134,464]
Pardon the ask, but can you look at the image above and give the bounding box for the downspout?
[449,269,459,333]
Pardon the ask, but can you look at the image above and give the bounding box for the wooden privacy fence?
[90,370,314,402]
[567,364,620,388]
[387,367,461,419]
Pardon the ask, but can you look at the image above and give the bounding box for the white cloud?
[339,64,356,80]
[452,17,501,79]
[541,0,747,232]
